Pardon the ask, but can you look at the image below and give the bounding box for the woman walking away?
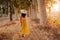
[20,10,29,37]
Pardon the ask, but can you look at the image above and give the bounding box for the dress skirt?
[21,17,29,36]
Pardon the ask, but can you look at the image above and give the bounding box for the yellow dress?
[21,17,29,36]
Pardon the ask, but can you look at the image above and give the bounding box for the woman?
[20,13,29,37]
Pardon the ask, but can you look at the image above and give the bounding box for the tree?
[37,0,48,26]
[32,0,38,19]
[0,0,8,17]
[37,0,56,26]
[0,0,14,21]
[13,0,32,20]
[9,0,13,21]
[8,0,15,21]
[27,0,39,20]
[13,0,32,10]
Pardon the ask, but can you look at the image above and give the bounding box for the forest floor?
[0,18,60,40]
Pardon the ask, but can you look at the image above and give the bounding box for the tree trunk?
[30,3,34,19]
[33,0,38,19]
[0,5,3,17]
[28,6,33,18]
[29,0,37,19]
[9,0,13,21]
[38,0,48,25]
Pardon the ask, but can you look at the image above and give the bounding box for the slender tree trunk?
[6,1,8,15]
[9,0,13,21]
[32,0,37,19]
[28,6,32,18]
[30,3,34,19]
[14,7,19,20]
[33,0,38,19]
[28,7,30,17]
[31,0,39,20]
[30,0,36,19]
[1,5,3,17]
[38,0,48,25]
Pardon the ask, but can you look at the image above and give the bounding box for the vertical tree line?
[0,0,56,26]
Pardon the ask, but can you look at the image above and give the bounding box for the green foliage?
[20,0,31,9]
[0,0,32,13]
[12,0,19,8]
[0,0,8,4]
[13,0,32,9]
[0,0,4,4]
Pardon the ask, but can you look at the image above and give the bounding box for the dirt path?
[0,20,60,40]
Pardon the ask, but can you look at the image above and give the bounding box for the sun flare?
[51,0,59,11]
[52,4,59,11]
